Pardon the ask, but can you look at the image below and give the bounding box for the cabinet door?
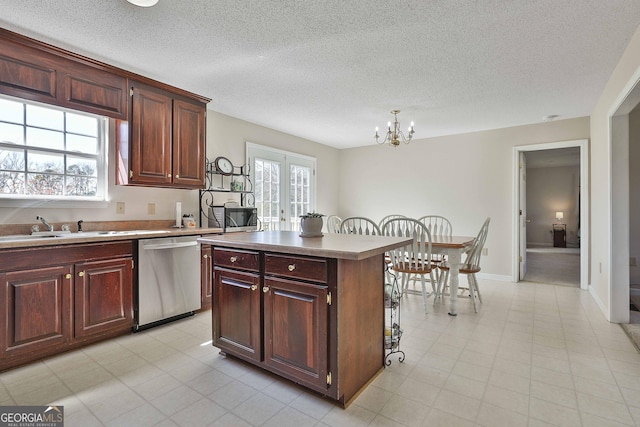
[74,257,133,338]
[213,267,261,362]
[0,266,72,359]
[263,276,328,392]
[173,99,206,188]
[129,84,173,185]
[201,244,212,310]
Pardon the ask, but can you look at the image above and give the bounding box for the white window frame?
[246,142,317,231]
[0,95,108,208]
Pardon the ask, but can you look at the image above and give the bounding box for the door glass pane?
[255,158,282,230]
[289,164,311,231]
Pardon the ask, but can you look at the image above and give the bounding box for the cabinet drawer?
[213,248,259,272]
[264,254,327,284]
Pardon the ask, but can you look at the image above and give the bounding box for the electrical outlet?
[631,257,637,267]
[147,203,156,215]
[116,202,125,214]
[482,248,488,256]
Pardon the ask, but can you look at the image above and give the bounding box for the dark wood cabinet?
[117,82,207,189]
[74,257,133,339]
[263,276,328,392]
[553,224,567,248]
[213,267,261,362]
[201,244,213,310]
[0,242,134,371]
[0,35,127,119]
[0,266,73,360]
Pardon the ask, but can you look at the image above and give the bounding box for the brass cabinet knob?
[262,286,269,293]
[230,256,237,263]
[250,285,257,291]
[168,174,172,178]
[65,273,71,279]
[288,264,296,271]
[203,254,209,259]
[175,174,180,178]
[78,271,85,277]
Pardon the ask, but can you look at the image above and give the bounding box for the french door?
[247,143,316,231]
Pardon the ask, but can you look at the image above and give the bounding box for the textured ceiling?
[1,1,640,149]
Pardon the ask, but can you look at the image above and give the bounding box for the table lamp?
[556,211,564,222]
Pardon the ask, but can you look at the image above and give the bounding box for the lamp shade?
[127,0,159,7]
[555,211,564,221]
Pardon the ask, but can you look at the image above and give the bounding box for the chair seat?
[438,262,480,275]
[391,263,433,275]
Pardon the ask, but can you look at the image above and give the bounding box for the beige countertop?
[0,227,223,249]
[198,231,411,260]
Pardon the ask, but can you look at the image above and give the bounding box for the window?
[247,142,316,231]
[0,96,106,201]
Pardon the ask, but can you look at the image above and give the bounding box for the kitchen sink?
[0,229,172,243]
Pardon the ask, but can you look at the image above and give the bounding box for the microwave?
[208,206,258,232]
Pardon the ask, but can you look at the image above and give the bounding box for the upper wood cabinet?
[116,82,207,189]
[0,32,128,119]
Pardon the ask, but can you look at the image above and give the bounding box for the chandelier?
[375,110,415,147]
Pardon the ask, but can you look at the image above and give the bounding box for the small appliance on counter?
[208,205,258,232]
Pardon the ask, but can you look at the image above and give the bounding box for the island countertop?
[198,230,411,260]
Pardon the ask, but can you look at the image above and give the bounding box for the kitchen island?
[198,231,411,406]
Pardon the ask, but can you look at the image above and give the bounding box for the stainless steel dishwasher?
[136,235,201,330]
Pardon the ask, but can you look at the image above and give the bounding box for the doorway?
[513,140,589,290]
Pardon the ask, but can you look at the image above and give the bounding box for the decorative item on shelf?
[182,214,196,229]
[213,156,234,175]
[299,212,325,237]
[230,179,243,192]
[375,110,415,147]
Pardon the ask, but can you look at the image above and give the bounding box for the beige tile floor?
[2,279,640,426]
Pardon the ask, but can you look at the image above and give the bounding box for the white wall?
[205,111,340,216]
[591,24,640,322]
[338,117,589,279]
[526,165,580,247]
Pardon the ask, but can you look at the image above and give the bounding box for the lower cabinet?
[0,242,134,371]
[74,257,133,339]
[212,248,335,398]
[263,276,328,391]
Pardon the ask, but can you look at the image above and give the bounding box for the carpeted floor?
[523,247,580,287]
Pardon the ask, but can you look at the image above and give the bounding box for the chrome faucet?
[36,216,54,232]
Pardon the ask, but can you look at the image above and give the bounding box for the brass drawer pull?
[288,264,296,271]
[230,256,237,263]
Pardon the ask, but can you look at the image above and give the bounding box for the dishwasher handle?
[142,241,198,250]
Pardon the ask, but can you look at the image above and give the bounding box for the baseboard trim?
[477,273,512,282]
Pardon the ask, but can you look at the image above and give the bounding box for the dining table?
[431,235,476,316]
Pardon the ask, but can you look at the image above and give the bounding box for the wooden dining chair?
[417,215,453,237]
[381,218,436,314]
[378,214,406,230]
[340,216,381,235]
[436,217,490,313]
[326,215,342,233]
